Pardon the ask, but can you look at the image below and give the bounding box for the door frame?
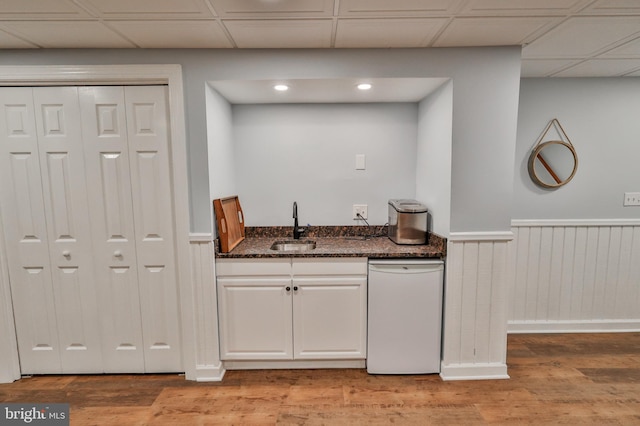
[0,64,196,382]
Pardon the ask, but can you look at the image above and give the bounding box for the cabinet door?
[217,277,293,360]
[292,276,367,360]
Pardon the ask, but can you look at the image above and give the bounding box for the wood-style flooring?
[1,333,640,425]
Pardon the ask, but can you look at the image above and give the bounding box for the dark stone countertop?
[215,226,446,259]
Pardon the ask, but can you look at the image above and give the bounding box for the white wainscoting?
[189,234,225,381]
[440,233,512,381]
[509,220,640,333]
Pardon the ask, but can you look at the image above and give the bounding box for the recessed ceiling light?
[274,84,289,91]
[357,83,372,91]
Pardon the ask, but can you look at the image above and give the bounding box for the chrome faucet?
[293,201,305,239]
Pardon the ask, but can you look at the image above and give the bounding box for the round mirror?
[528,140,578,188]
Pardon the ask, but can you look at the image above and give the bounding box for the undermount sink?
[270,240,317,252]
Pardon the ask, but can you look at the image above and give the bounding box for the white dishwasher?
[367,259,444,374]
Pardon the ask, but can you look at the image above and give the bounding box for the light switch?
[355,154,366,170]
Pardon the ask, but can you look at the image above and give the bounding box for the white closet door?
[0,88,62,374]
[32,87,103,373]
[124,86,182,372]
[78,87,145,373]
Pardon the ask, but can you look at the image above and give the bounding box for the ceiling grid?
[0,0,638,77]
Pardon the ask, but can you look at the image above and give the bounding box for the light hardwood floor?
[1,333,640,425]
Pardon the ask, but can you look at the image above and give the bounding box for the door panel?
[0,87,61,374]
[33,87,103,373]
[2,85,181,375]
[78,86,145,373]
[124,86,181,372]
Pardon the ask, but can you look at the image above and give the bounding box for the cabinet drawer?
[292,258,367,276]
[216,258,291,277]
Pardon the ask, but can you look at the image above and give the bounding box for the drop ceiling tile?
[581,0,640,15]
[552,59,640,77]
[107,20,232,48]
[224,19,333,48]
[524,16,640,58]
[0,28,39,48]
[460,0,589,15]
[77,0,216,19]
[520,59,580,77]
[337,0,462,16]
[0,21,135,48]
[0,0,93,19]
[600,36,640,57]
[433,17,556,47]
[335,18,448,48]
[209,0,334,18]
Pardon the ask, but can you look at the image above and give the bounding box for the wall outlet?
[624,192,640,206]
[353,204,368,220]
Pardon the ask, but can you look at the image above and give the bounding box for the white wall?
[416,80,453,237]
[0,47,521,233]
[206,84,235,237]
[509,78,640,333]
[232,103,417,226]
[514,78,640,220]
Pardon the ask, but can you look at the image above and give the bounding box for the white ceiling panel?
[77,0,216,19]
[224,20,333,48]
[601,36,640,58]
[0,0,93,19]
[520,59,580,77]
[209,78,450,104]
[0,21,136,48]
[580,0,640,15]
[523,16,640,58]
[108,20,233,48]
[0,29,38,48]
[1,0,640,77]
[553,59,640,77]
[338,0,462,16]
[209,0,334,17]
[434,17,556,47]
[336,18,447,48]
[460,0,589,16]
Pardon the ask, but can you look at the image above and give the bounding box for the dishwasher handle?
[368,262,443,274]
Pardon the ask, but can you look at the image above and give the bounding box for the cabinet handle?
[62,250,71,258]
[114,250,123,258]
[285,286,291,291]
[293,286,298,291]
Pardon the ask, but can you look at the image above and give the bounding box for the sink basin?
[270,240,316,252]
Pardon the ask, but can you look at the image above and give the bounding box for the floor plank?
[1,333,640,425]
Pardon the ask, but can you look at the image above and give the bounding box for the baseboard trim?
[224,359,366,370]
[193,364,226,382]
[440,363,509,381]
[508,320,640,334]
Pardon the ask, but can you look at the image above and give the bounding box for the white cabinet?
[216,258,367,361]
